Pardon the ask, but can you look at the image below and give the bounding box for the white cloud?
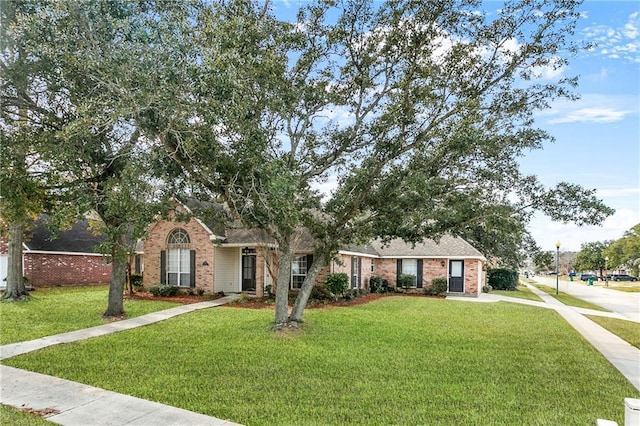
[582,10,640,63]
[548,107,634,124]
[531,208,639,252]
[539,93,638,125]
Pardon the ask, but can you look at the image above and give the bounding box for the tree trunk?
[289,257,326,324]
[2,222,29,300]
[103,234,128,317]
[274,242,292,329]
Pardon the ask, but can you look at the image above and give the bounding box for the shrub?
[197,288,205,296]
[325,273,349,297]
[425,277,448,296]
[310,285,333,302]
[488,268,518,290]
[130,274,143,288]
[369,276,385,293]
[148,284,180,297]
[397,274,416,291]
[265,285,274,298]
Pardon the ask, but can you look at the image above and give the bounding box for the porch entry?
[242,248,256,291]
[449,260,464,292]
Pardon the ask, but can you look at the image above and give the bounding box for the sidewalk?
[1,294,242,426]
[450,286,640,392]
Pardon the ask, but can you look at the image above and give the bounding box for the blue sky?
[271,1,639,253]
[521,1,639,252]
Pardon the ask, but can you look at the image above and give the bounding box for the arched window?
[161,228,193,287]
[167,228,190,245]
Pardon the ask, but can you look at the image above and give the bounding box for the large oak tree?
[155,0,613,327]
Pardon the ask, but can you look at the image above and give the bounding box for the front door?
[242,254,256,291]
[449,260,464,293]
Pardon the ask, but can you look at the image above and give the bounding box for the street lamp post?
[555,241,561,295]
[605,256,609,287]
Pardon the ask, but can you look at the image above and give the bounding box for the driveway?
[530,275,640,322]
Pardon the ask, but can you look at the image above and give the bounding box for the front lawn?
[533,284,609,311]
[0,286,180,345]
[4,297,638,425]
[586,315,640,349]
[0,404,53,425]
[492,284,543,301]
[609,285,640,293]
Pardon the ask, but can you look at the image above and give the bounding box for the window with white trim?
[291,255,308,289]
[167,228,191,287]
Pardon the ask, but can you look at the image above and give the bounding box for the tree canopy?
[2,0,614,328]
[603,224,640,276]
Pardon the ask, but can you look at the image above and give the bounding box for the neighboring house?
[143,201,487,297]
[0,215,113,287]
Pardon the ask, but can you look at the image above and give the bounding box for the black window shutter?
[306,254,314,274]
[160,250,166,284]
[134,255,141,274]
[396,259,402,287]
[190,250,196,288]
[417,259,423,288]
[358,257,362,288]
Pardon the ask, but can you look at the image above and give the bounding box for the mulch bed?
[125,291,443,309]
[124,292,223,305]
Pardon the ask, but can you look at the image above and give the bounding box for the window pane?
[402,259,417,275]
[179,273,191,287]
[180,249,190,273]
[168,273,178,285]
[168,228,190,244]
[451,261,463,277]
[168,249,180,271]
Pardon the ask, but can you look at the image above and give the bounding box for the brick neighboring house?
[143,201,487,297]
[0,215,113,287]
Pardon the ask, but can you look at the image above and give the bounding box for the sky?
[520,1,639,252]
[270,0,639,253]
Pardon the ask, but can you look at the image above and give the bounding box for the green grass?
[586,315,640,349]
[492,285,543,302]
[4,297,638,425]
[0,286,180,345]
[0,404,53,425]
[609,285,640,293]
[533,284,610,312]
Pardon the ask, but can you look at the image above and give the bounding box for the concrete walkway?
[449,285,640,392]
[1,294,242,425]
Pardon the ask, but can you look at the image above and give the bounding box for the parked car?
[568,272,576,277]
[579,273,598,281]
[610,274,638,282]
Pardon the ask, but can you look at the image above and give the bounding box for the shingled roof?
[371,235,485,258]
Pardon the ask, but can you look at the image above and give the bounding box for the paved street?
[530,275,640,322]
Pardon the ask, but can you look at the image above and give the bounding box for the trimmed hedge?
[425,277,448,296]
[325,273,349,297]
[487,268,518,291]
[148,284,180,297]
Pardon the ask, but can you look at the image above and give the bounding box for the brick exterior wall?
[143,213,216,293]
[372,258,481,296]
[143,214,484,297]
[331,254,375,289]
[23,253,111,286]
